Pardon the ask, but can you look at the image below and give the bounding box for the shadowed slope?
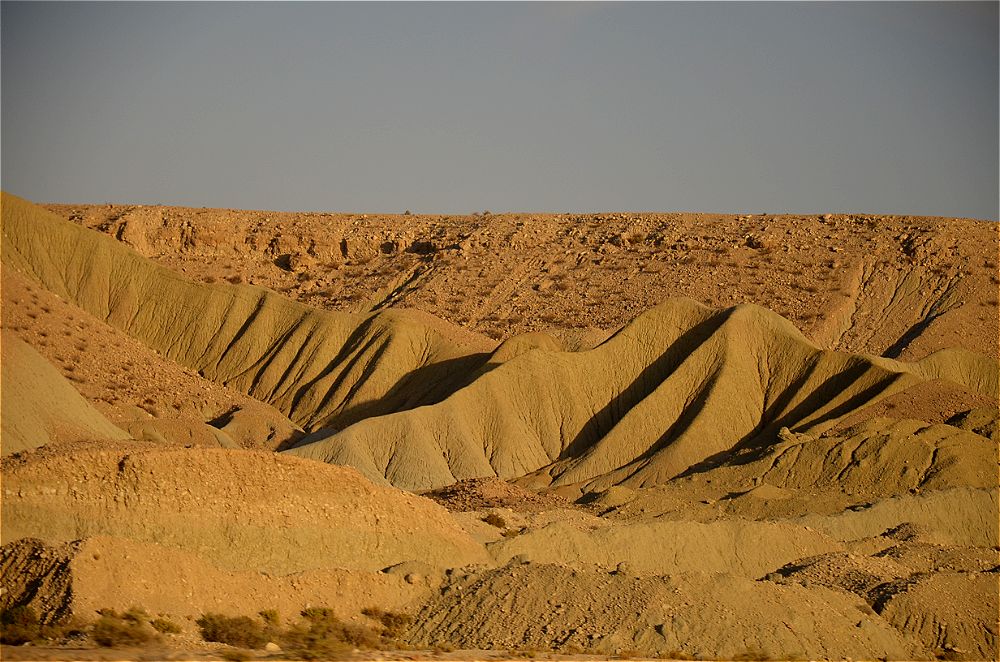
[1,192,493,432]
[4,192,995,494]
[287,300,997,492]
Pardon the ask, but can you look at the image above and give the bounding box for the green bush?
[196,613,268,649]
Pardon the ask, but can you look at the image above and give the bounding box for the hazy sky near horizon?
[2,2,997,218]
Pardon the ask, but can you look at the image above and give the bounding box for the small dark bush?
[733,650,772,661]
[361,607,413,639]
[150,617,181,634]
[93,614,155,647]
[658,651,695,661]
[283,607,379,659]
[258,609,280,627]
[196,613,268,649]
[1,606,41,645]
[482,513,507,528]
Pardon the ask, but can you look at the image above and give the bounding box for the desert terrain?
[1,191,997,661]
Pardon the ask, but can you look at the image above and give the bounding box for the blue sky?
[2,2,997,218]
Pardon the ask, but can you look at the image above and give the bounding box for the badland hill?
[2,193,996,660]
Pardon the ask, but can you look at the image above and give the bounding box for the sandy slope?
[46,201,999,360]
[2,192,997,661]
[1,266,302,452]
[7,194,995,493]
[0,332,127,454]
[286,300,995,491]
[4,193,493,435]
[1,536,433,631]
[409,562,925,660]
[1,446,488,574]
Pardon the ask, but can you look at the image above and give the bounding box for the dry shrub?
[513,648,539,658]
[625,231,647,245]
[733,650,772,661]
[196,613,268,649]
[360,607,413,640]
[150,617,181,634]
[93,608,158,647]
[258,609,281,627]
[189,606,403,658]
[1,606,41,645]
[482,513,507,528]
[283,607,378,660]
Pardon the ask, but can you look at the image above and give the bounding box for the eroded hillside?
[46,202,1000,360]
[2,193,997,661]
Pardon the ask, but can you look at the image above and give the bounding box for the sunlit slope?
[1,192,491,431]
[287,299,997,491]
[1,447,489,573]
[4,192,995,494]
[0,331,128,454]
